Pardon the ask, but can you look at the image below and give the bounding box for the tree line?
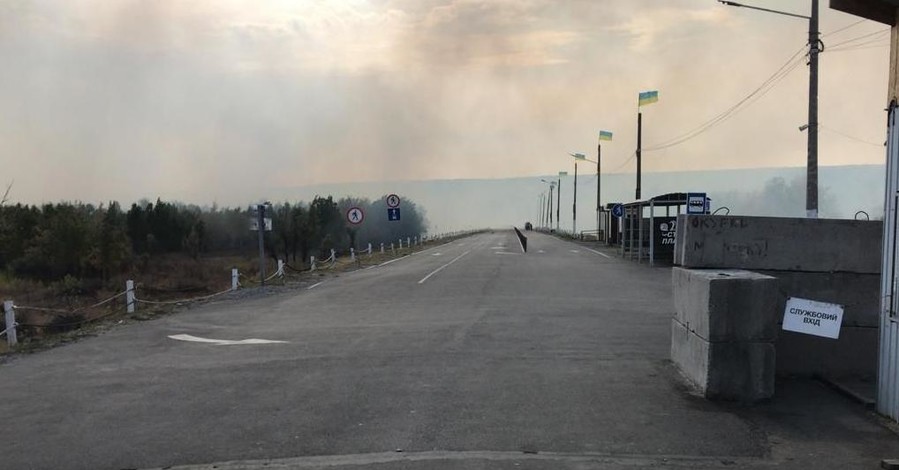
[0,195,427,283]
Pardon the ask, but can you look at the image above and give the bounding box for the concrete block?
[776,326,878,379]
[761,270,880,328]
[671,319,775,402]
[675,215,882,274]
[672,268,778,342]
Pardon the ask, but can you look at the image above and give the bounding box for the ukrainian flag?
[599,130,613,141]
[638,90,659,107]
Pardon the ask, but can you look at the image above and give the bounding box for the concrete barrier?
[674,215,882,274]
[513,227,527,253]
[671,267,777,402]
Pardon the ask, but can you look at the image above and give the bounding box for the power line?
[642,44,807,152]
[820,124,884,147]
[826,28,890,49]
[822,18,867,37]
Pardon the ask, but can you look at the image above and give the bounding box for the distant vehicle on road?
[525,222,533,231]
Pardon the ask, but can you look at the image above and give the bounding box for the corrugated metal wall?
[878,102,899,419]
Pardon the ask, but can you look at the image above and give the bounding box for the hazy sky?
[1,0,891,206]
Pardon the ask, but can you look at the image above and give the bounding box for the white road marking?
[495,252,520,255]
[432,253,443,256]
[307,281,324,290]
[585,247,612,259]
[378,257,404,267]
[537,249,545,253]
[418,250,471,284]
[169,334,287,345]
[569,250,580,253]
[489,246,506,250]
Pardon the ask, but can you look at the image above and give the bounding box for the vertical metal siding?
[878,103,899,419]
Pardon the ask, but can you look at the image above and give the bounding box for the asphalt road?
[2,231,899,469]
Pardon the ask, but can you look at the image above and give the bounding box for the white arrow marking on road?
[168,334,288,345]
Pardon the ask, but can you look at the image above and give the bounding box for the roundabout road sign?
[386,194,401,208]
[611,204,624,218]
[347,207,365,225]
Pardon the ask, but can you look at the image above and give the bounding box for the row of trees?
[0,195,427,283]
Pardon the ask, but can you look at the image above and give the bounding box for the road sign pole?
[257,204,266,286]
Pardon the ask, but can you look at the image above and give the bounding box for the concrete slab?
[672,268,778,342]
[762,270,880,328]
[675,215,882,274]
[671,319,775,402]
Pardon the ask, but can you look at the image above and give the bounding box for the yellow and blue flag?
[638,90,659,107]
[599,130,613,141]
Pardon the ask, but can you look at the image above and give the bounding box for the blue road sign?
[611,204,624,218]
[388,208,401,221]
[686,193,707,214]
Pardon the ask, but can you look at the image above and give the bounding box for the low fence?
[0,231,477,349]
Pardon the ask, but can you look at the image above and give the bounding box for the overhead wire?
[642,43,808,152]
[822,18,867,38]
[820,124,885,147]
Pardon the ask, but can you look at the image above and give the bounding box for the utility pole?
[548,184,554,228]
[719,0,818,218]
[557,176,561,232]
[636,112,642,200]
[597,142,602,237]
[807,0,819,218]
[573,161,578,233]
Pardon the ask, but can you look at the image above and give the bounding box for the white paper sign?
[782,297,844,339]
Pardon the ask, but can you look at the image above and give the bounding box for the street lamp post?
[541,179,557,230]
[570,153,587,234]
[719,0,819,218]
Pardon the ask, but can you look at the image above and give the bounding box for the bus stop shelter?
[619,193,701,267]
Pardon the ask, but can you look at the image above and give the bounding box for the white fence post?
[368,243,372,255]
[277,259,284,277]
[231,268,239,290]
[330,249,336,263]
[380,243,385,254]
[398,238,403,249]
[3,300,16,347]
[311,256,316,271]
[126,280,135,314]
[391,243,395,254]
[350,248,356,262]
[407,237,411,248]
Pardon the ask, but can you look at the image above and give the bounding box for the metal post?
[573,161,578,233]
[597,143,602,239]
[257,204,266,286]
[557,177,561,232]
[650,200,656,268]
[636,112,642,200]
[807,0,819,218]
[126,279,135,314]
[231,268,239,291]
[4,300,16,347]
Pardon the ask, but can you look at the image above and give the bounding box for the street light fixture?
[540,179,556,230]
[719,0,819,218]
[569,153,587,233]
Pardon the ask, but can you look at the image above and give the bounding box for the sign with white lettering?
[687,192,707,214]
[782,297,844,339]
